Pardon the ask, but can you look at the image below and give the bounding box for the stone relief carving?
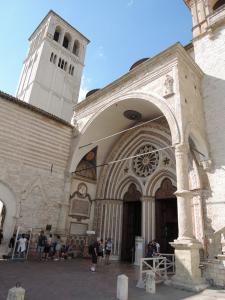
[77,182,88,198]
[164,74,174,97]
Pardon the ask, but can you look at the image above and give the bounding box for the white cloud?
[78,75,91,102]
[97,45,105,58]
[127,0,134,7]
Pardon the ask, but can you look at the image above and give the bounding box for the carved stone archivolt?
[96,122,175,199]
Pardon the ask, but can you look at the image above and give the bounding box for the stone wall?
[203,259,225,288]
[0,94,72,248]
[193,22,225,285]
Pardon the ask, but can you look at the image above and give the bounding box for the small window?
[213,0,225,10]
[71,66,74,76]
[64,62,67,71]
[58,58,61,67]
[53,26,61,42]
[73,40,80,56]
[53,54,57,64]
[61,59,65,69]
[63,33,71,49]
[50,52,54,62]
[69,65,71,74]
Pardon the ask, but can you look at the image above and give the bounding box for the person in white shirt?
[17,234,27,258]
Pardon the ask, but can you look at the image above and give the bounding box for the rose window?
[133,144,159,177]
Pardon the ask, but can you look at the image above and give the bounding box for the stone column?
[174,144,194,241]
[170,144,207,291]
[141,196,154,244]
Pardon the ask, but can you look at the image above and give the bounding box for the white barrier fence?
[157,253,175,274]
[137,253,175,289]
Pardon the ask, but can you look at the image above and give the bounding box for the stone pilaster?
[56,173,71,235]
[170,144,207,291]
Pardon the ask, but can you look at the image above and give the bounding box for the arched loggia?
[69,91,180,174]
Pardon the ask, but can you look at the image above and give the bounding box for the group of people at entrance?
[36,231,66,261]
[6,231,73,260]
[89,237,112,272]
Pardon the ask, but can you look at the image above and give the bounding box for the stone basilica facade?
[0,0,225,291]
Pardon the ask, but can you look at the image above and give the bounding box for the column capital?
[175,143,190,154]
[174,190,193,198]
[141,196,154,202]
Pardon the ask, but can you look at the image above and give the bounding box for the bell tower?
[16,10,89,122]
[184,0,225,39]
[185,0,225,257]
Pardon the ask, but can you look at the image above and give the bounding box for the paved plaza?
[0,259,224,300]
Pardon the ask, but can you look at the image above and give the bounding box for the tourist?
[44,233,53,260]
[17,233,27,258]
[90,237,100,272]
[37,231,47,260]
[105,238,112,265]
[61,244,69,260]
[8,233,16,255]
[155,240,160,254]
[152,240,160,255]
[0,229,3,245]
[98,238,104,263]
[8,233,16,248]
[54,235,62,261]
[146,241,154,258]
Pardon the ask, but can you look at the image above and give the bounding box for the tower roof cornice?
[28,9,90,43]
[183,0,192,8]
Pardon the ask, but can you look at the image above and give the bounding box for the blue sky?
[0,0,192,100]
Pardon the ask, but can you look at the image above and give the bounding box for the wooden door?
[121,201,141,262]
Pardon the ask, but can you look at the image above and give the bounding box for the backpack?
[106,241,112,251]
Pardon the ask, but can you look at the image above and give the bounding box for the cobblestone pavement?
[0,259,224,300]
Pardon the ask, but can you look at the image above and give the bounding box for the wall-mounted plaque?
[70,222,88,235]
[69,183,91,219]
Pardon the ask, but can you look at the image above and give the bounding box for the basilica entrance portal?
[121,184,142,262]
[155,178,178,253]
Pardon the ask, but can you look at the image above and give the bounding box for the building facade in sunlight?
[0,0,225,291]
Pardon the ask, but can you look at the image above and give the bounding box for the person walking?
[105,238,112,265]
[37,231,47,260]
[98,238,104,264]
[90,237,100,272]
